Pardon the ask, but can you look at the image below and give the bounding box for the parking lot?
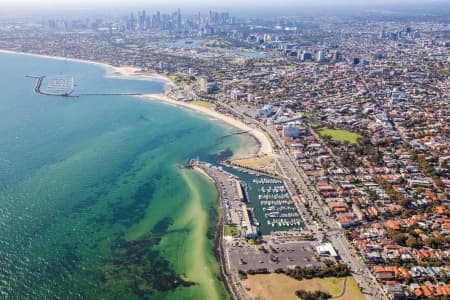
[227,239,324,272]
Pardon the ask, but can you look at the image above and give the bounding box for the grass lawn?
[224,225,239,237]
[191,100,216,109]
[301,61,319,66]
[303,111,317,118]
[232,155,274,169]
[243,274,364,300]
[318,129,360,144]
[279,65,296,70]
[337,276,364,300]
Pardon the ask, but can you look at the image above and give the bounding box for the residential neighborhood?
[0,5,448,299]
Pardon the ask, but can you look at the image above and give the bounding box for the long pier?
[77,93,145,96]
[26,75,144,98]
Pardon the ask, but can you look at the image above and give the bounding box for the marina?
[26,75,78,97]
[253,175,302,231]
[222,164,304,235]
[26,75,145,98]
[45,75,74,95]
[189,159,258,238]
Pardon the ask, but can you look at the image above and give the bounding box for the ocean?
[0,52,251,299]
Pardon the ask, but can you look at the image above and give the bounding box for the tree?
[424,236,449,249]
[440,269,448,283]
[399,198,411,208]
[295,290,331,300]
[387,229,408,245]
[406,236,422,249]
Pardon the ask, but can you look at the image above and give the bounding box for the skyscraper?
[177,8,181,29]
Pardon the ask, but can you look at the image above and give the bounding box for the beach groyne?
[142,94,274,159]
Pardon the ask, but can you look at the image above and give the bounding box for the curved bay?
[0,53,247,299]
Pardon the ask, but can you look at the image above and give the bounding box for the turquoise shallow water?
[0,53,248,299]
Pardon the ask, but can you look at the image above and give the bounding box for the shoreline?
[191,165,239,300]
[141,93,273,159]
[0,48,271,300]
[0,49,175,89]
[0,48,273,159]
[190,161,246,300]
[177,169,227,300]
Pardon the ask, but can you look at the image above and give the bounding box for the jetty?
[77,93,144,96]
[26,75,144,98]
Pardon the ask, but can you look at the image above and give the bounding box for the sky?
[1,0,444,8]
[1,0,447,17]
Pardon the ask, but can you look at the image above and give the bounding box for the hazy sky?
[1,0,442,8]
[1,0,447,17]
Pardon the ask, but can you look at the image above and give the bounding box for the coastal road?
[269,130,384,300]
[217,101,386,300]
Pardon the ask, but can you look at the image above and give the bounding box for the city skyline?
[2,0,449,18]
[0,1,448,300]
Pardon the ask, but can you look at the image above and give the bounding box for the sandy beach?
[0,48,272,158]
[102,65,175,89]
[0,49,174,88]
[141,93,273,158]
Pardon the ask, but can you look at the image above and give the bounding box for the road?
[218,101,387,300]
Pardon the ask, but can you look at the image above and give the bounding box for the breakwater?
[26,75,78,97]
[26,75,144,98]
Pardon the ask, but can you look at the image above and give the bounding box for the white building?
[317,51,326,62]
[231,89,241,101]
[316,243,338,257]
[259,104,274,117]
